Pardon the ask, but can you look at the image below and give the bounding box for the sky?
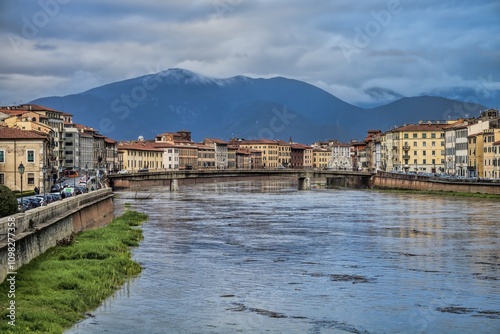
[0,0,499,108]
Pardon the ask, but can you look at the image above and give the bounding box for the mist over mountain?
[31,68,488,143]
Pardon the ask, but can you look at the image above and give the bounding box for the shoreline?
[371,187,500,199]
[0,210,148,334]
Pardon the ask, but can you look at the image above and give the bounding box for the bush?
[0,185,18,217]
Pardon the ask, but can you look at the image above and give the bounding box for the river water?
[67,180,499,333]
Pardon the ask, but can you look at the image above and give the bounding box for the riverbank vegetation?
[0,209,147,333]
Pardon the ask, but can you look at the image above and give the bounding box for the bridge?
[108,169,374,191]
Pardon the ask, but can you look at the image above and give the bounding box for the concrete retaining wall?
[0,189,114,283]
[373,172,500,195]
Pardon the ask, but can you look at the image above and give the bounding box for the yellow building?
[238,139,279,169]
[313,147,330,169]
[482,128,500,179]
[391,123,446,173]
[118,141,163,172]
[0,127,49,193]
[467,133,479,177]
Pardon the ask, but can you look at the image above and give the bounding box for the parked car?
[138,168,149,173]
[17,198,31,211]
[117,169,129,174]
[47,193,62,201]
[24,196,42,208]
[51,184,62,193]
[35,194,53,205]
[75,185,88,194]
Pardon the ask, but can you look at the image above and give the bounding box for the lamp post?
[18,162,25,212]
[42,165,47,205]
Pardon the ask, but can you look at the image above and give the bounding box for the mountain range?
[31,68,492,143]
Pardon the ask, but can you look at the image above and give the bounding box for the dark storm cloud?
[0,0,498,106]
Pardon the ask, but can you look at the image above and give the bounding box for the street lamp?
[18,162,25,212]
[41,165,47,205]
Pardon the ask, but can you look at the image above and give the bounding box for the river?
[67,180,499,333]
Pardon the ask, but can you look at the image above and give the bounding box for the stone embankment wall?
[373,171,500,195]
[0,189,114,283]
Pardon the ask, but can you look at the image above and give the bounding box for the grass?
[0,210,148,333]
[372,187,500,199]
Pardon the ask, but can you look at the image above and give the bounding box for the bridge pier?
[298,177,311,190]
[170,179,178,192]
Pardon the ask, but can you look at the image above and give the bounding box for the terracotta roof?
[393,123,446,132]
[238,139,279,145]
[118,142,163,151]
[0,127,47,139]
[104,137,117,144]
[204,138,228,145]
[493,141,500,146]
[0,109,25,116]
[291,143,312,150]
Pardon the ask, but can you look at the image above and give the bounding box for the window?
[423,151,427,156]
[404,134,409,139]
[413,159,417,164]
[432,150,436,156]
[414,151,417,155]
[413,133,417,138]
[413,142,417,147]
[423,159,427,164]
[27,150,35,162]
[0,174,4,184]
[27,173,35,185]
[432,142,436,147]
[422,133,427,138]
[0,150,4,163]
[423,142,426,147]
[432,159,436,165]
[431,133,436,138]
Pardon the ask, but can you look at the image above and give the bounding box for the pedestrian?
[34,186,39,194]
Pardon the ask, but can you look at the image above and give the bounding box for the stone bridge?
[108,169,374,191]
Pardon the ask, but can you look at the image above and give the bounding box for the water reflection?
[67,180,500,334]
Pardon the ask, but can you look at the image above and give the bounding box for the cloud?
[0,0,499,107]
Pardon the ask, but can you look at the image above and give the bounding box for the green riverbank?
[0,210,147,333]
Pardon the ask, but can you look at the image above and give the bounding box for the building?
[104,138,118,172]
[237,139,279,169]
[312,147,330,169]
[203,138,228,170]
[493,140,500,179]
[235,147,252,169]
[276,140,291,168]
[329,141,352,170]
[118,140,163,172]
[0,127,50,193]
[443,120,470,176]
[197,143,215,169]
[482,128,500,179]
[76,125,94,173]
[390,123,446,173]
[1,104,64,174]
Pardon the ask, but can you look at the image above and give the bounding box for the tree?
[0,185,18,217]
